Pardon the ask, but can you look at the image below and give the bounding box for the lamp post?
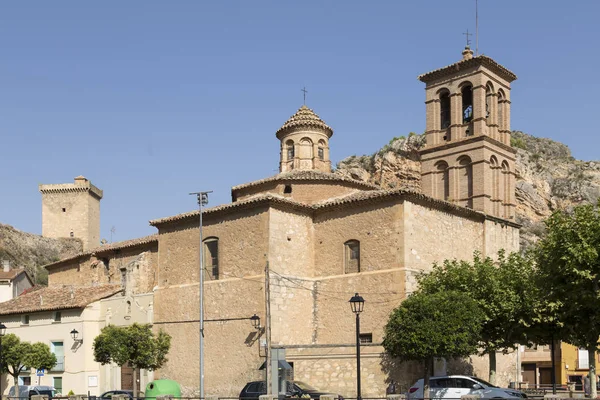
[190,190,212,399]
[0,322,6,400]
[349,293,365,400]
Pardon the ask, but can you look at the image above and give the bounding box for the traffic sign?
[36,369,44,377]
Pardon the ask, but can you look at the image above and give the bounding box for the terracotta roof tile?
[150,194,312,226]
[0,269,29,281]
[0,284,122,315]
[275,105,333,139]
[44,234,158,270]
[418,55,517,83]
[231,169,379,192]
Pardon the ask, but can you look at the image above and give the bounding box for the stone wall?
[47,245,157,295]
[313,200,402,277]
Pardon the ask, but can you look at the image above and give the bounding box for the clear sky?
[1,1,598,243]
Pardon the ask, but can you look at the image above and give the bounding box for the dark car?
[99,390,141,400]
[239,381,342,400]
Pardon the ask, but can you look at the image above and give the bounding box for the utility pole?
[190,190,212,399]
[265,261,272,394]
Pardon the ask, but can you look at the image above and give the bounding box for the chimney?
[1,260,10,272]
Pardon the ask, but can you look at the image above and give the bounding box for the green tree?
[417,251,537,384]
[93,323,171,398]
[535,201,600,398]
[383,291,483,399]
[0,334,57,396]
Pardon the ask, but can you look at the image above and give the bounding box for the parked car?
[408,375,527,399]
[239,381,342,400]
[99,390,143,400]
[8,385,55,399]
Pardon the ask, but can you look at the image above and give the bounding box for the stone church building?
[27,47,520,397]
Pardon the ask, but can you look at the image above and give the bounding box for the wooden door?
[121,364,141,392]
[522,364,536,385]
[539,368,552,385]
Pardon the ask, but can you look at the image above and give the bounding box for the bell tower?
[275,105,333,173]
[419,46,517,220]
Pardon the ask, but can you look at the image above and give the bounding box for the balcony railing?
[51,356,65,372]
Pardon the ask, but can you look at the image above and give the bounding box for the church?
[1,46,520,397]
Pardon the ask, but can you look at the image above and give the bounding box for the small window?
[318,147,324,161]
[53,311,62,323]
[120,269,127,290]
[22,315,30,325]
[204,238,219,280]
[70,231,74,238]
[284,185,292,194]
[359,333,372,344]
[344,240,360,274]
[62,208,66,212]
[286,140,295,161]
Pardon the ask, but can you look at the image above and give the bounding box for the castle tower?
[276,105,333,173]
[39,176,103,250]
[418,47,517,220]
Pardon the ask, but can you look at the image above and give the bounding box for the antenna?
[475,0,479,56]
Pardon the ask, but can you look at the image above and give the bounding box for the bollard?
[543,395,561,400]
[320,395,337,400]
[388,394,406,400]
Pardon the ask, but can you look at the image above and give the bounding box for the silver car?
[408,375,526,399]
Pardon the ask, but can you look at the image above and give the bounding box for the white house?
[0,261,33,303]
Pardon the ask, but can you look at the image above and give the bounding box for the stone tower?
[418,47,517,220]
[39,176,103,250]
[276,105,333,173]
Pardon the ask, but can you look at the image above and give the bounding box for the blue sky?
[1,1,598,243]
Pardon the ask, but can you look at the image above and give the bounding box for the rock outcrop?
[0,223,82,284]
[335,131,600,250]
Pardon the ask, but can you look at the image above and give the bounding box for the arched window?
[458,156,473,208]
[490,156,500,216]
[486,83,494,126]
[435,161,450,201]
[286,140,295,161]
[501,161,510,218]
[462,84,473,124]
[497,90,505,131]
[440,91,451,130]
[203,237,219,280]
[344,240,360,274]
[300,137,313,159]
[318,140,326,161]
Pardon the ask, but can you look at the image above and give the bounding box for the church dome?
[275,105,333,139]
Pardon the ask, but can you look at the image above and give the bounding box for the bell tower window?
[462,85,473,124]
[286,140,295,161]
[440,91,451,130]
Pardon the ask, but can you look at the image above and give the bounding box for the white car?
[408,375,526,399]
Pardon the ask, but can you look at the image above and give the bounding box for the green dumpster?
[145,379,181,399]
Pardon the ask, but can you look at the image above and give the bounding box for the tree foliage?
[93,323,171,397]
[535,201,600,397]
[0,334,57,396]
[383,291,483,398]
[416,251,537,384]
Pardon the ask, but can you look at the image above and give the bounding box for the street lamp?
[0,322,7,400]
[349,293,365,400]
[250,314,261,330]
[190,190,212,399]
[70,329,82,342]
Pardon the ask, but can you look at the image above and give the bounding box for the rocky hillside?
[0,224,82,284]
[335,131,600,250]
